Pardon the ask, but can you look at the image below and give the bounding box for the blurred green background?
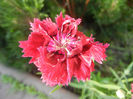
[0,0,133,99]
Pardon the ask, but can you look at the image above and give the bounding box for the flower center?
[47,34,77,56]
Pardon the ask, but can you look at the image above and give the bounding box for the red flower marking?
[19,12,109,86]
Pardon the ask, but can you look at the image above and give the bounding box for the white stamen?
[65,48,71,56]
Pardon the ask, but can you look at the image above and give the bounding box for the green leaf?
[80,82,87,99]
[90,87,107,96]
[89,80,120,90]
[109,67,128,91]
[109,67,121,82]
[122,78,133,83]
[70,82,85,89]
[124,61,133,76]
[50,85,62,94]
[36,72,42,75]
[90,88,118,99]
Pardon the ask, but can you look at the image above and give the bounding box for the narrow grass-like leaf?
[124,61,133,76]
[70,82,84,89]
[109,67,128,91]
[36,72,42,75]
[89,80,120,90]
[50,85,62,94]
[122,78,133,83]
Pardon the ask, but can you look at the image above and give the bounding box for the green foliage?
[87,0,133,43]
[0,74,48,99]
[0,0,47,71]
[89,0,126,25]
[0,0,46,29]
[43,0,65,20]
[70,61,133,99]
[70,73,118,99]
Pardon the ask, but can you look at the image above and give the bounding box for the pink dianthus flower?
[19,12,109,86]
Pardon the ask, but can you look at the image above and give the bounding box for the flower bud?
[116,89,125,99]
